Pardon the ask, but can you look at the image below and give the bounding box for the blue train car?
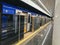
[0,2,24,45]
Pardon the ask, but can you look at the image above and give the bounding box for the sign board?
[2,5,15,14]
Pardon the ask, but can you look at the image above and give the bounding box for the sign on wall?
[2,5,15,14]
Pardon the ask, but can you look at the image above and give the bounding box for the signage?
[2,5,15,14]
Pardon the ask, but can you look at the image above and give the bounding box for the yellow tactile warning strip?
[15,21,51,45]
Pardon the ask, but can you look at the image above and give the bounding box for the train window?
[1,14,18,45]
[24,16,27,23]
[20,16,24,22]
[28,15,30,23]
[2,15,7,31]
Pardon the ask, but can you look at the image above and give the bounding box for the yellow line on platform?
[15,21,51,45]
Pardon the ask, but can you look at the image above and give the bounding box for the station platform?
[0,0,58,45]
[12,21,53,45]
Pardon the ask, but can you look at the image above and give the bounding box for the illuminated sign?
[2,5,15,14]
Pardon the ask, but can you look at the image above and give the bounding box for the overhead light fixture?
[21,0,50,15]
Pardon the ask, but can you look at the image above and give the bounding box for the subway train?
[0,2,51,45]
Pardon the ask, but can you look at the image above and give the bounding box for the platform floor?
[24,32,33,38]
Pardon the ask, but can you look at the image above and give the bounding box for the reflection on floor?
[24,32,33,38]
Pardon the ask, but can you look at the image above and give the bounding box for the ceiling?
[1,0,52,18]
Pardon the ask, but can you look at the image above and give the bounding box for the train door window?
[29,15,32,31]
[34,17,36,30]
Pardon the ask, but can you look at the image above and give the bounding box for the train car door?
[27,14,31,32]
[21,12,28,33]
[31,15,35,32]
[24,13,27,33]
[30,16,33,32]
[16,11,25,40]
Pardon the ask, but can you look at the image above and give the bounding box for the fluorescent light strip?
[38,0,51,16]
[21,0,49,15]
